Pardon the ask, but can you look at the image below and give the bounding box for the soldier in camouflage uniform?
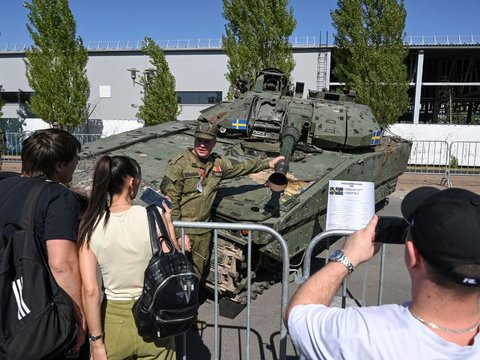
[160,122,284,279]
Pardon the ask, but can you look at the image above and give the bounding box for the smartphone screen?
[140,187,173,208]
[375,216,409,244]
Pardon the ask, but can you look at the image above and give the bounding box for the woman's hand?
[177,233,192,252]
[161,199,173,222]
[90,341,107,360]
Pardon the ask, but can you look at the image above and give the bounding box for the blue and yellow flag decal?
[232,119,247,130]
[370,130,382,145]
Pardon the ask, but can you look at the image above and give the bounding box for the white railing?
[3,34,479,52]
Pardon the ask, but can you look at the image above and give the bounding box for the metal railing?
[2,34,479,52]
[406,34,480,46]
[405,140,480,187]
[173,221,290,360]
[449,141,480,175]
[0,36,323,52]
[406,140,450,175]
[1,132,102,159]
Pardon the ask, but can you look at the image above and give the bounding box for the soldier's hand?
[269,156,285,169]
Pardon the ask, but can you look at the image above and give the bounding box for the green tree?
[135,37,179,126]
[24,0,90,131]
[222,0,296,98]
[331,0,409,125]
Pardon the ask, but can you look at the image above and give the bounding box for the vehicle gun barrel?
[267,113,304,192]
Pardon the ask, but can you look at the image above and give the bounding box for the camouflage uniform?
[160,148,270,278]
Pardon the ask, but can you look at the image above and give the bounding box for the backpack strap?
[146,204,176,256]
[18,178,50,230]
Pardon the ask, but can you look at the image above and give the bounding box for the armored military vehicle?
[73,68,411,303]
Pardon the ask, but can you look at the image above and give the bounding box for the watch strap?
[88,333,103,341]
[330,250,355,274]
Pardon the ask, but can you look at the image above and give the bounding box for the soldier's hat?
[195,122,218,140]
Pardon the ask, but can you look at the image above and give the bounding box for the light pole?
[127,68,156,87]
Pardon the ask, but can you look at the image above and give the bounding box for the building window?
[1,91,34,104]
[176,91,222,105]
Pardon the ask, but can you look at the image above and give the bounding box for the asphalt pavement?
[182,172,480,360]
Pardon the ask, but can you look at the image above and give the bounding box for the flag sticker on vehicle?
[370,130,382,145]
[232,119,247,130]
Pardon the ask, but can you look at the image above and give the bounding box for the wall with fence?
[388,124,480,185]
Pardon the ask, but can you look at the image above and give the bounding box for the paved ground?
[181,173,480,360]
[395,172,480,195]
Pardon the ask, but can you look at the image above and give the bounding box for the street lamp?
[127,68,156,87]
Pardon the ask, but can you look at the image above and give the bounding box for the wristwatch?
[329,249,355,274]
[88,333,103,341]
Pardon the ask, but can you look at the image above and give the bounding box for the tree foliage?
[331,0,409,125]
[222,0,296,98]
[24,0,90,131]
[135,37,179,126]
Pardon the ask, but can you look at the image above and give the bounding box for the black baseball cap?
[401,187,480,286]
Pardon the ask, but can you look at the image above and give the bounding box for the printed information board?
[326,180,375,231]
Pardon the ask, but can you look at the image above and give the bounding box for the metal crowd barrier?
[294,229,391,360]
[406,140,449,176]
[449,141,480,176]
[405,140,480,188]
[173,221,290,360]
[1,132,102,159]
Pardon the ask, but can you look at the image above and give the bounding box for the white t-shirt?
[89,205,153,300]
[288,302,480,360]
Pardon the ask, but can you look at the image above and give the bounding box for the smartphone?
[140,187,173,208]
[375,216,409,244]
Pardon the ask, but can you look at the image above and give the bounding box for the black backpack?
[0,179,77,359]
[133,204,199,340]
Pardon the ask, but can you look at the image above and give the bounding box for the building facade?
[1,35,479,135]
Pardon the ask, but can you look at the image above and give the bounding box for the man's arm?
[47,239,86,352]
[160,168,184,222]
[160,165,187,243]
[222,156,285,179]
[284,216,380,325]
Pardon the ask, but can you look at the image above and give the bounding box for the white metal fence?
[173,221,290,360]
[2,34,479,52]
[406,140,480,187]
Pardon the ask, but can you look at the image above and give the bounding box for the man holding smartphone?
[285,187,480,359]
[160,121,284,290]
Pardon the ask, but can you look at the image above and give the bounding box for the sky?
[1,0,479,47]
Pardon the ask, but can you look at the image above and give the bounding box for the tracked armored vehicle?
[73,68,411,303]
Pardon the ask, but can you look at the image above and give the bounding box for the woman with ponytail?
[78,155,177,360]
